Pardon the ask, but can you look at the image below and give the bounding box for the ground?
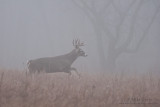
[0,69,159,107]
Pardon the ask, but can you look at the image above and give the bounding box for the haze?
[0,0,160,73]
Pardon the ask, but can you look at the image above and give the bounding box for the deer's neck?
[66,50,78,65]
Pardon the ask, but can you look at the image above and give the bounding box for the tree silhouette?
[72,0,160,72]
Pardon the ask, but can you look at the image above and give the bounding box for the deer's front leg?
[63,67,72,76]
[70,67,81,78]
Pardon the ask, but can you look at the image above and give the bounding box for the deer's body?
[27,39,87,76]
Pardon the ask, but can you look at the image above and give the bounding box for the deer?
[27,39,87,77]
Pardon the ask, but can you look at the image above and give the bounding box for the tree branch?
[117,0,144,53]
[113,0,136,42]
[99,0,112,15]
[71,0,96,25]
[125,5,160,53]
[72,0,114,40]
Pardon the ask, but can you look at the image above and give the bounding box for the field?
[0,69,159,107]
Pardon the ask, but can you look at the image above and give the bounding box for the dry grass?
[0,69,159,107]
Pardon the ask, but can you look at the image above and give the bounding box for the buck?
[27,39,87,76]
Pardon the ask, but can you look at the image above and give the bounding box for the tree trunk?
[106,52,117,72]
[93,24,107,71]
[105,40,121,72]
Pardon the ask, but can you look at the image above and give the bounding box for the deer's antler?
[73,39,84,48]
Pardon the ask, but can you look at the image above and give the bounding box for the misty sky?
[0,0,160,72]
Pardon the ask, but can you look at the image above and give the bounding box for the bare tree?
[72,0,160,72]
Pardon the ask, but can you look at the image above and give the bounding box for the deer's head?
[73,39,87,57]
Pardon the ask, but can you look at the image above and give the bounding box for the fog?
[0,0,160,73]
